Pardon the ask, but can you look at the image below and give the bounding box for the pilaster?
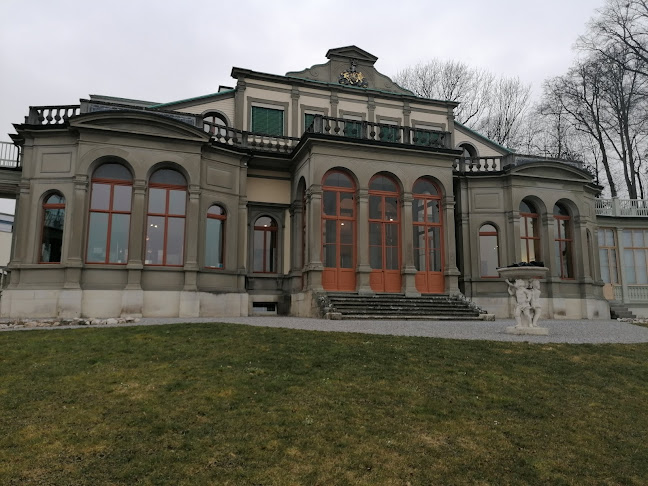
[401,193,419,296]
[356,188,373,294]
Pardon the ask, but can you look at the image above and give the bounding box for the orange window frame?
[145,182,187,267]
[86,177,132,265]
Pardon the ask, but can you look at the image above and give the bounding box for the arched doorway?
[412,178,444,293]
[369,174,401,292]
[322,170,356,291]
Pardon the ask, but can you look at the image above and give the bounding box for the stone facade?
[2,46,610,319]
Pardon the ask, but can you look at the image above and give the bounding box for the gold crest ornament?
[338,59,368,88]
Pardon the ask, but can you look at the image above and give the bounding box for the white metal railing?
[595,198,648,217]
[0,142,20,168]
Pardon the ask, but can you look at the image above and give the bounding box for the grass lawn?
[0,323,647,485]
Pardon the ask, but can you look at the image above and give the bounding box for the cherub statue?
[529,279,542,327]
[506,279,533,327]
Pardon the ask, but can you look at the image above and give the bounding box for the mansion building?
[1,46,619,319]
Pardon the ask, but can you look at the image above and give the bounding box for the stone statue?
[506,279,533,328]
[498,266,549,336]
[529,279,542,327]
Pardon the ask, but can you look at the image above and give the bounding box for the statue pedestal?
[497,266,550,336]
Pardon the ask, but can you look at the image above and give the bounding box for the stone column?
[63,175,89,289]
[401,192,419,296]
[291,87,300,137]
[443,195,460,295]
[402,102,411,144]
[237,162,248,291]
[121,178,146,317]
[234,78,246,130]
[507,209,521,267]
[367,96,375,123]
[306,186,323,291]
[330,92,339,118]
[356,188,373,295]
[183,184,200,291]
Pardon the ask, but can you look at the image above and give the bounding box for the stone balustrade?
[596,198,648,217]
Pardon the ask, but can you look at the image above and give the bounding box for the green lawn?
[0,323,646,485]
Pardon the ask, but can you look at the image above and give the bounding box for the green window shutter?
[304,113,316,132]
[251,107,284,136]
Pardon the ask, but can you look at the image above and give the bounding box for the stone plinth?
[497,266,550,336]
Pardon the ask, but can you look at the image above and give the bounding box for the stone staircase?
[608,300,636,319]
[317,292,489,320]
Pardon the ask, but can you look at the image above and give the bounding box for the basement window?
[252,302,277,315]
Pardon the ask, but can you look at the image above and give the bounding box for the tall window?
[251,106,284,136]
[369,175,400,272]
[520,200,540,262]
[145,169,186,266]
[479,224,499,277]
[342,116,363,138]
[253,216,277,273]
[205,205,226,269]
[598,228,618,284]
[40,193,65,263]
[622,229,648,284]
[87,163,132,264]
[553,203,573,278]
[412,179,442,273]
[379,121,398,142]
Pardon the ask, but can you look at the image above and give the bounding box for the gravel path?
[3,316,648,344]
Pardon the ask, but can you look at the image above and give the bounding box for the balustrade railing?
[595,198,648,217]
[306,115,451,149]
[210,126,301,154]
[453,156,504,172]
[0,142,20,169]
[27,105,81,125]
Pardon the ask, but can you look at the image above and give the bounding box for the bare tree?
[579,0,648,78]
[542,58,619,196]
[394,61,530,150]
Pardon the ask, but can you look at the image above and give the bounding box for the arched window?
[412,178,444,293]
[459,143,477,159]
[322,170,356,291]
[479,224,499,277]
[369,174,401,292]
[253,216,277,273]
[202,112,228,136]
[205,205,226,269]
[520,200,540,263]
[554,203,573,278]
[87,163,132,264]
[145,169,187,266]
[40,193,65,263]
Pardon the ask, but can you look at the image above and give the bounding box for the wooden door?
[322,171,356,291]
[369,175,401,292]
[412,178,444,293]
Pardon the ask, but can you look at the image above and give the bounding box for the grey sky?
[1,0,604,138]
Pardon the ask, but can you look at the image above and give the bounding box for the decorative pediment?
[325,45,378,64]
[70,111,209,143]
[285,46,412,95]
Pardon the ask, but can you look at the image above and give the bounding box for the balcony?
[453,154,593,174]
[304,115,451,149]
[595,198,648,217]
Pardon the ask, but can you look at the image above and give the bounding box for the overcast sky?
[0,0,605,212]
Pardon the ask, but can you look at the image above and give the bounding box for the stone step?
[336,314,486,321]
[319,292,486,320]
